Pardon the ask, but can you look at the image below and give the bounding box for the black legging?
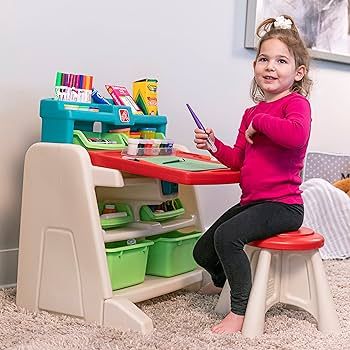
[193,201,304,315]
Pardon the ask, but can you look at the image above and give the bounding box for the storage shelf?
[102,215,197,242]
[112,269,203,303]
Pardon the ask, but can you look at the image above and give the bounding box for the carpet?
[1,260,349,350]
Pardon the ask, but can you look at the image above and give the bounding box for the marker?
[91,88,112,105]
[55,72,63,86]
[162,158,185,164]
[186,103,217,153]
[79,75,84,89]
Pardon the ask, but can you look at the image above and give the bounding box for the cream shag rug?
[1,260,349,350]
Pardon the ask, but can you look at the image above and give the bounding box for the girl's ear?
[295,65,306,82]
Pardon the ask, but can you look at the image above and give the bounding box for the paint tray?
[99,202,134,229]
[139,198,185,222]
[73,130,127,150]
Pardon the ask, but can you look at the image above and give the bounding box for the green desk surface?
[141,156,227,172]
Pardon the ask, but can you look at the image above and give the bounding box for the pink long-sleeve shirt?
[213,93,311,206]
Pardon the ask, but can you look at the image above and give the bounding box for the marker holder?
[55,86,92,103]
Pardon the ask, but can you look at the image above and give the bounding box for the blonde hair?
[250,15,312,103]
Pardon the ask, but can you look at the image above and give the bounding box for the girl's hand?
[245,122,256,144]
[194,127,215,150]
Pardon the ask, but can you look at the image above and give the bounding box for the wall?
[0,0,349,286]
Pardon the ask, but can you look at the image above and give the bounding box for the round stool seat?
[249,227,324,250]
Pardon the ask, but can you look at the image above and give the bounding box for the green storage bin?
[73,130,127,150]
[105,239,154,290]
[146,230,202,277]
[99,202,134,229]
[140,198,185,222]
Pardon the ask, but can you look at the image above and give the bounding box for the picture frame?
[245,0,350,65]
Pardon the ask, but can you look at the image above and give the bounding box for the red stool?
[215,227,340,337]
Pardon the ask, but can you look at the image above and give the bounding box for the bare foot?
[197,282,223,295]
[211,312,244,334]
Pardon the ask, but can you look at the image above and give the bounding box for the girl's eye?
[278,59,287,64]
[258,57,267,62]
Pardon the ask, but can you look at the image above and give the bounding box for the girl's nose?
[266,63,276,71]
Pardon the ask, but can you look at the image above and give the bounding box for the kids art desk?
[16,100,239,334]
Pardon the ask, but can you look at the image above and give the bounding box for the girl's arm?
[252,96,311,149]
[210,112,249,170]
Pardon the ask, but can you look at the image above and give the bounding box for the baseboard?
[0,248,18,288]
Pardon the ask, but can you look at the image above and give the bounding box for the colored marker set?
[55,72,93,103]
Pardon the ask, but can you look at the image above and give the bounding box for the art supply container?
[133,79,158,115]
[159,139,174,155]
[165,139,174,155]
[99,202,134,229]
[159,140,168,155]
[140,128,156,139]
[73,130,127,151]
[129,131,142,139]
[127,138,139,156]
[109,128,131,137]
[161,181,178,195]
[143,139,154,156]
[137,139,146,156]
[140,198,185,222]
[152,139,162,155]
[105,239,154,290]
[146,231,202,277]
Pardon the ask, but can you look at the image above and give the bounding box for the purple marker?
[186,103,217,152]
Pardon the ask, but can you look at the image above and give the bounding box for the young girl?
[193,15,312,334]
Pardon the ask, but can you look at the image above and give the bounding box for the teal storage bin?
[105,239,154,290]
[40,98,167,144]
[161,181,178,195]
[146,231,202,277]
[140,198,185,222]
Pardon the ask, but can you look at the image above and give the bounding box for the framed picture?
[245,0,350,64]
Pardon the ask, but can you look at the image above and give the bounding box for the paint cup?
[165,139,174,155]
[144,139,154,156]
[109,128,131,137]
[140,128,156,139]
[137,139,146,156]
[152,139,162,155]
[127,138,139,156]
[129,131,141,139]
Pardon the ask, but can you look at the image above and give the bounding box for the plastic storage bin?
[99,202,134,229]
[161,181,178,195]
[146,230,202,277]
[73,130,128,150]
[139,198,185,222]
[105,239,154,290]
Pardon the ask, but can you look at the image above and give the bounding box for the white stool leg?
[242,249,272,338]
[215,280,230,315]
[310,251,340,334]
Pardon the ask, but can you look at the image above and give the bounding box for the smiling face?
[253,38,305,102]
